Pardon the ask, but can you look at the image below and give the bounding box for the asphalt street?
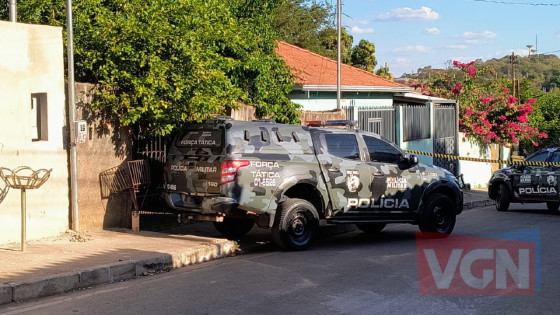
[2,203,560,315]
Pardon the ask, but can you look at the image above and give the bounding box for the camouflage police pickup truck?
[163,117,463,250]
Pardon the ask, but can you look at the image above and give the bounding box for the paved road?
[2,203,560,315]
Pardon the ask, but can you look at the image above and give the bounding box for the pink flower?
[480,95,492,103]
[465,107,473,117]
[499,115,506,121]
[502,87,509,94]
[507,96,517,104]
[452,83,462,95]
[468,67,477,78]
[540,132,548,139]
[517,114,528,123]
[527,98,536,104]
[533,142,539,147]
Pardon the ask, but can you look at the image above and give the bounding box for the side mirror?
[409,154,419,167]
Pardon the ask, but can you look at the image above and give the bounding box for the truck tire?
[272,198,319,251]
[213,218,255,239]
[419,193,456,235]
[546,201,560,212]
[356,223,386,234]
[495,183,510,212]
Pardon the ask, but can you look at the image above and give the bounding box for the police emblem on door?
[346,170,360,192]
[547,175,557,186]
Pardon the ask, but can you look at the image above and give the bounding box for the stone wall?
[73,83,132,231]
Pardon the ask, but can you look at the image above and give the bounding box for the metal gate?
[346,106,396,142]
[133,135,167,191]
[433,104,458,175]
[131,135,171,223]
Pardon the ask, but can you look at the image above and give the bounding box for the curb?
[0,239,237,306]
[463,199,495,210]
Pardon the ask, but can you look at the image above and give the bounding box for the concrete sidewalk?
[0,188,491,306]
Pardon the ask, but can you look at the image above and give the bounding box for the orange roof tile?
[276,41,407,88]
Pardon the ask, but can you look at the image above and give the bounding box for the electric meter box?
[75,120,87,144]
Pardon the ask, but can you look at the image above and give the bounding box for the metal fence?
[434,104,458,175]
[131,136,173,225]
[345,106,396,142]
[402,104,431,142]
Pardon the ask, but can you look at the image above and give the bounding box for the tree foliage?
[412,61,546,149]
[3,0,301,136]
[272,0,352,63]
[316,27,353,63]
[376,64,394,81]
[350,39,377,73]
[522,91,560,154]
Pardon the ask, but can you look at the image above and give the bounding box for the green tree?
[272,0,356,63]
[0,0,65,25]
[350,39,377,72]
[522,91,560,153]
[316,27,353,63]
[376,63,394,81]
[272,0,333,53]
[4,0,300,135]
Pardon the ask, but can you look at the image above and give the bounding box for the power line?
[473,0,560,5]
[538,49,560,55]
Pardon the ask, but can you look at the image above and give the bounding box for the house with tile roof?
[276,41,459,175]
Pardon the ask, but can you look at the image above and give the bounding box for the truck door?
[361,135,422,212]
[513,150,551,201]
[312,131,372,215]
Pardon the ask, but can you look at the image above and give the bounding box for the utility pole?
[336,0,341,110]
[8,0,16,22]
[510,52,516,97]
[66,0,79,231]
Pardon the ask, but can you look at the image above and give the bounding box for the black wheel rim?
[496,186,503,204]
[288,211,310,244]
[433,205,450,232]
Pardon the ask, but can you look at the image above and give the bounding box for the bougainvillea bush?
[412,61,546,149]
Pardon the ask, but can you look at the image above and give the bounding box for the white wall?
[457,134,511,189]
[289,91,394,112]
[0,21,69,244]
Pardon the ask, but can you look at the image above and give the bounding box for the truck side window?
[363,135,402,164]
[526,151,549,162]
[324,134,360,160]
[551,152,560,163]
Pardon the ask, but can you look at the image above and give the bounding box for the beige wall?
[0,21,69,243]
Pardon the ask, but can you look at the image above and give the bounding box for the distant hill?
[401,54,560,92]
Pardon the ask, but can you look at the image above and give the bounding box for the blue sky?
[340,0,560,77]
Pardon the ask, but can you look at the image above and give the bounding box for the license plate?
[181,195,196,207]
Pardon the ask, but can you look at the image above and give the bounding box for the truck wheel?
[419,193,456,235]
[213,218,255,239]
[495,183,510,212]
[546,202,560,212]
[272,198,319,251]
[356,223,386,234]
